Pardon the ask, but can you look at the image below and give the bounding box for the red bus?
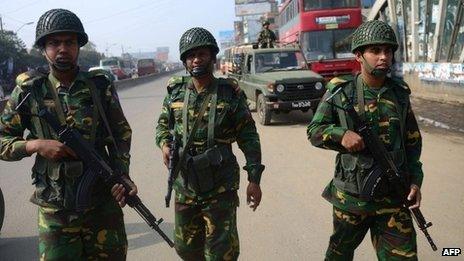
[278,0,362,79]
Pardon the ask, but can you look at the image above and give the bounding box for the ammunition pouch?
[61,160,84,209]
[31,157,84,209]
[333,150,406,200]
[183,144,233,194]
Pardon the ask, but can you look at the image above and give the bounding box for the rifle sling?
[176,83,214,179]
[87,79,120,154]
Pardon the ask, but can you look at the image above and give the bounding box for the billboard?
[219,30,235,49]
[235,2,272,16]
[219,30,234,43]
[235,0,268,4]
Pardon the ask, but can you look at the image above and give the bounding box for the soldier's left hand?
[407,184,421,209]
[111,175,138,208]
[246,182,262,211]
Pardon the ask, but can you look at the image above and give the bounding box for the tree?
[79,41,105,71]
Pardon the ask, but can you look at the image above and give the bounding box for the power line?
[85,0,167,24]
[1,13,29,25]
[4,0,42,15]
[91,0,172,40]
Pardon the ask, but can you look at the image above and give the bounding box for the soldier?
[257,21,277,48]
[0,9,136,260]
[155,27,265,260]
[307,20,423,260]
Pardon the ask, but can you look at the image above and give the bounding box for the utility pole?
[0,15,4,32]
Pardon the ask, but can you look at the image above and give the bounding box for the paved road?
[1,73,463,260]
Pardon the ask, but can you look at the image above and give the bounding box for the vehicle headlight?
[315,82,323,90]
[276,84,285,93]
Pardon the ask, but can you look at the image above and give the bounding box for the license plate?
[291,100,311,108]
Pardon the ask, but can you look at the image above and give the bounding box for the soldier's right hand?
[26,139,77,160]
[341,130,365,152]
[162,143,170,167]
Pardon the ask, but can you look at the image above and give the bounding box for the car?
[137,58,157,76]
[99,57,133,80]
[228,44,325,125]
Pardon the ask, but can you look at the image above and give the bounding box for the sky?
[0,0,237,61]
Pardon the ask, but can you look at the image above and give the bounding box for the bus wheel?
[257,94,271,125]
[0,187,4,233]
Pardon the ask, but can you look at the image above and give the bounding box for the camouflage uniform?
[307,20,423,261]
[155,75,264,260]
[0,9,132,260]
[0,69,131,260]
[257,28,277,48]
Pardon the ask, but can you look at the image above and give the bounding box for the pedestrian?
[257,21,277,48]
[307,20,424,260]
[0,9,136,260]
[155,27,265,260]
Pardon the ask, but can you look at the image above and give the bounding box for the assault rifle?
[326,86,437,251]
[17,93,174,248]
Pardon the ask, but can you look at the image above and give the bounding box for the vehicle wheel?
[257,94,271,125]
[0,187,4,233]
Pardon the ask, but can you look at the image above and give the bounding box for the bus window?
[304,0,358,11]
[301,28,355,60]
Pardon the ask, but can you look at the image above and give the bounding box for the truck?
[228,44,325,125]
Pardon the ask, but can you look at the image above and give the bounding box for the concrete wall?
[403,72,464,104]
[399,63,464,104]
[114,69,182,89]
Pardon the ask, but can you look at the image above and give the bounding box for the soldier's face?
[185,47,214,69]
[43,33,79,69]
[355,44,393,71]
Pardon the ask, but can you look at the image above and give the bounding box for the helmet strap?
[185,59,214,78]
[360,54,390,78]
[44,49,78,73]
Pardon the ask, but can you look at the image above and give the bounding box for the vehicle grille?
[277,82,325,101]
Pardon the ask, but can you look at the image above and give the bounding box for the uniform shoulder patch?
[218,77,241,95]
[15,70,47,88]
[167,76,186,87]
[167,76,188,93]
[326,75,353,92]
[89,69,114,83]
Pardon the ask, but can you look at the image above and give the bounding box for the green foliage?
[78,41,105,71]
[0,30,27,65]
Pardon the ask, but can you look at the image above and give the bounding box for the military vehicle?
[228,45,325,125]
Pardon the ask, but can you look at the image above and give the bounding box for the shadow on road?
[255,110,314,127]
[0,235,39,260]
[125,222,174,250]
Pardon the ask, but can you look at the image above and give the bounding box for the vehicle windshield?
[301,29,355,61]
[255,51,306,73]
[138,59,154,67]
[101,59,119,67]
[303,0,359,11]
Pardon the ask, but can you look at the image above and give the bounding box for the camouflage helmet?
[351,20,398,53]
[262,20,270,26]
[35,9,88,48]
[179,27,219,62]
